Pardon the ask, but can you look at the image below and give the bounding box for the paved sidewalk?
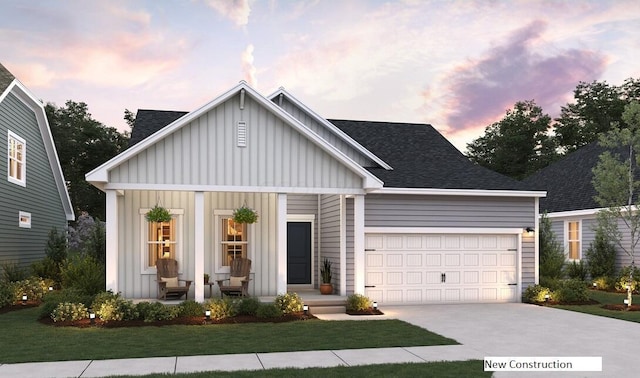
[0,345,482,378]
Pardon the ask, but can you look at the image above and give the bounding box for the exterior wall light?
[525,227,535,236]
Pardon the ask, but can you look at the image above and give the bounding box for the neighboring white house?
[86,82,545,304]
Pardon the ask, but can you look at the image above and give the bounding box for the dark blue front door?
[287,222,312,284]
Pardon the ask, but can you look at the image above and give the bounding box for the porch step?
[308,304,346,314]
[302,298,347,314]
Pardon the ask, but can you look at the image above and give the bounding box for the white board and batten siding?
[108,95,365,191]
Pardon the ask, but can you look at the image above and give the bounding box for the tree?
[592,101,640,307]
[555,79,640,153]
[539,213,565,281]
[466,100,558,180]
[45,101,129,220]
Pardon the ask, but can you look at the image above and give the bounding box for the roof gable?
[0,64,74,221]
[332,120,534,191]
[87,82,383,191]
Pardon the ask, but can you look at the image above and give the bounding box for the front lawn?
[0,307,457,364]
[552,290,640,323]
[108,360,490,378]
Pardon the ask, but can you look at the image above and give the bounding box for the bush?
[585,230,617,279]
[204,298,238,320]
[591,276,614,291]
[539,214,565,279]
[564,260,588,281]
[51,302,88,322]
[0,281,14,308]
[555,279,589,303]
[256,303,283,318]
[346,293,372,311]
[45,227,68,265]
[13,277,50,303]
[177,300,205,317]
[615,266,640,293]
[40,288,94,319]
[31,257,63,284]
[274,292,303,314]
[61,255,105,296]
[96,297,138,321]
[237,296,261,316]
[91,291,121,311]
[539,276,563,291]
[1,262,28,282]
[136,301,178,322]
[522,284,553,303]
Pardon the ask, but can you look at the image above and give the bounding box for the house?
[86,82,544,304]
[523,142,633,269]
[0,63,74,271]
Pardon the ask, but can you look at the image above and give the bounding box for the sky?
[2,0,639,152]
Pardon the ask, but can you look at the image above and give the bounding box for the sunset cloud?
[439,21,608,133]
[205,0,252,27]
[241,44,258,87]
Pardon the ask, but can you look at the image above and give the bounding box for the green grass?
[107,361,490,378]
[552,290,640,323]
[0,307,457,364]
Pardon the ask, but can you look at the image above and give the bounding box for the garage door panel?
[365,233,518,304]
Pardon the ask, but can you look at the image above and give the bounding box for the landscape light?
[303,305,309,315]
[89,311,96,325]
[21,294,27,305]
[373,301,378,310]
[205,310,211,320]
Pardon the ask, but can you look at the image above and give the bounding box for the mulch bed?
[38,312,317,328]
[346,309,385,316]
[538,299,600,306]
[0,302,40,314]
[601,304,640,311]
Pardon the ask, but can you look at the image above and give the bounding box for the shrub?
[61,255,105,296]
[51,302,88,322]
[522,284,553,303]
[237,296,261,316]
[96,297,138,321]
[204,298,238,320]
[346,293,372,311]
[1,262,28,282]
[40,288,94,319]
[274,292,303,314]
[539,214,565,279]
[564,260,588,281]
[136,301,178,322]
[0,280,14,308]
[555,279,589,303]
[591,276,614,291]
[13,277,49,303]
[539,276,563,291]
[585,229,617,279]
[31,257,63,284]
[91,291,121,311]
[614,266,640,293]
[177,300,205,317]
[45,227,68,265]
[256,303,283,318]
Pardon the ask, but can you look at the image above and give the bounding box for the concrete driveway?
[382,303,640,377]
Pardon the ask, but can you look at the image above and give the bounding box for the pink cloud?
[241,44,258,87]
[205,0,252,27]
[440,20,608,133]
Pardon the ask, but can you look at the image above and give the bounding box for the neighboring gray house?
[86,82,544,304]
[0,63,74,271]
[523,142,634,270]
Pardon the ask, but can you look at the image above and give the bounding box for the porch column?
[105,190,118,293]
[194,191,205,302]
[339,195,347,296]
[353,194,365,295]
[277,193,287,294]
[534,197,540,285]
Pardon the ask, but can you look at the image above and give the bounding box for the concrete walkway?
[1,303,637,377]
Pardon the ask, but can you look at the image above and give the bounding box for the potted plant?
[232,205,258,224]
[320,258,333,295]
[204,273,210,284]
[145,205,172,223]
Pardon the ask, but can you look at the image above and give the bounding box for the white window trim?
[564,220,582,261]
[19,211,31,228]
[214,209,253,274]
[139,208,185,275]
[7,131,26,187]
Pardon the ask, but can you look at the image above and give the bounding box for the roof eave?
[372,187,547,198]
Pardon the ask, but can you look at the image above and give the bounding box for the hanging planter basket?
[233,205,258,224]
[145,205,172,223]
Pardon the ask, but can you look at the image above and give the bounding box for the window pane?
[221,218,247,266]
[148,218,176,267]
[569,241,580,260]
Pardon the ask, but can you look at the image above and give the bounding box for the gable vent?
[237,121,247,147]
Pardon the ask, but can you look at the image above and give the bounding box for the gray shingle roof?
[128,109,187,147]
[522,142,616,213]
[0,63,16,94]
[330,120,532,190]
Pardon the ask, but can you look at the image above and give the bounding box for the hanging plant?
[233,205,258,224]
[145,205,172,223]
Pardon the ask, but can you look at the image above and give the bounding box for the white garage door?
[364,234,518,304]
